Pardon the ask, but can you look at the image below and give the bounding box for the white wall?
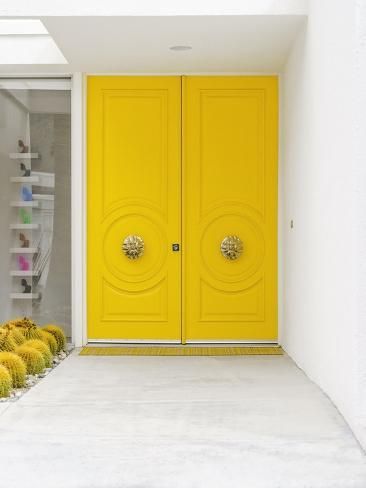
[281,0,366,448]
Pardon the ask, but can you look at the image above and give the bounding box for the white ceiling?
[0,15,306,73]
[0,0,308,16]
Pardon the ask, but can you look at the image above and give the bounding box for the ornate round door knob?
[122,235,144,260]
[220,235,243,260]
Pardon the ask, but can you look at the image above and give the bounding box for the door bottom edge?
[87,339,182,345]
[86,339,279,346]
[185,340,279,345]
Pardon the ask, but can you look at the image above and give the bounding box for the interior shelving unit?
[8,150,54,305]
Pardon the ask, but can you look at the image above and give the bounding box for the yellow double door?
[87,76,278,343]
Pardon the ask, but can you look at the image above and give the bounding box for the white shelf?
[9,153,39,159]
[10,293,40,299]
[32,194,54,201]
[10,201,39,208]
[10,270,40,277]
[10,176,40,184]
[10,247,38,254]
[9,223,40,230]
[32,171,54,188]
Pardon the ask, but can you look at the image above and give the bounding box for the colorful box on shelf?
[19,209,32,224]
[21,186,33,201]
[18,255,30,271]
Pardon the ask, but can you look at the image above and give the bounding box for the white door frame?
[71,72,87,346]
[71,72,283,347]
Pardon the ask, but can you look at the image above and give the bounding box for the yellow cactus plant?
[0,328,16,352]
[15,345,45,375]
[2,323,26,346]
[42,325,66,352]
[0,352,26,388]
[0,365,12,398]
[10,317,43,341]
[39,330,58,355]
[24,339,52,368]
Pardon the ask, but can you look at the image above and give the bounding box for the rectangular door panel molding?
[87,76,181,340]
[183,76,278,342]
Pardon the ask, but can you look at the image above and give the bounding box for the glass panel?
[0,79,72,339]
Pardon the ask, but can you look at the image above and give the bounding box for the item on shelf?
[19,233,30,248]
[18,256,30,271]
[20,163,31,177]
[21,279,32,294]
[20,209,31,224]
[18,139,29,154]
[21,186,33,202]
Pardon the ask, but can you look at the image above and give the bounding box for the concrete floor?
[0,350,366,488]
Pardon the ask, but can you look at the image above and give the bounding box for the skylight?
[0,19,48,36]
[0,19,68,64]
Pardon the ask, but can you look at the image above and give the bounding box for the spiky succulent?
[0,328,16,352]
[24,340,52,368]
[2,323,26,346]
[0,365,12,398]
[15,345,45,375]
[0,352,26,388]
[39,330,58,355]
[42,325,66,352]
[10,317,43,341]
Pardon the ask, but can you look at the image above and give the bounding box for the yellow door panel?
[183,76,278,342]
[87,76,181,340]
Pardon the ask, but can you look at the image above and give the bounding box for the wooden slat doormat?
[79,346,283,356]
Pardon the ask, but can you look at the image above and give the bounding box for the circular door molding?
[102,204,168,290]
[199,204,265,291]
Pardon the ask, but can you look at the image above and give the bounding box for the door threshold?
[80,345,283,356]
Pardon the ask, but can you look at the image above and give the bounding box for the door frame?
[71,73,283,347]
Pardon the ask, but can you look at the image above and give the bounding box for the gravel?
[0,346,73,402]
